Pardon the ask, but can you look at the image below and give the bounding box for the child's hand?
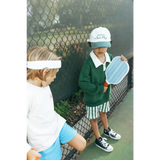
[103,86,108,93]
[120,55,128,62]
[27,149,41,160]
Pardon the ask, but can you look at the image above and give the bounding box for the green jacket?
[78,51,113,107]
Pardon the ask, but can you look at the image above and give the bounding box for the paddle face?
[104,56,129,86]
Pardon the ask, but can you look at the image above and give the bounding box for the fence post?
[128,57,133,89]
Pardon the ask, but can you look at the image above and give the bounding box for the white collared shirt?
[90,51,111,71]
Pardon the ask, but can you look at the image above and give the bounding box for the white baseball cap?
[87,27,111,48]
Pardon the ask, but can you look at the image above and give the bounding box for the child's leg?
[67,133,86,151]
[90,117,113,152]
[99,102,110,129]
[99,112,121,140]
[90,118,101,139]
[60,123,86,152]
[99,112,109,130]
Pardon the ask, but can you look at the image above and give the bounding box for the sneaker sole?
[95,143,113,152]
[104,133,121,140]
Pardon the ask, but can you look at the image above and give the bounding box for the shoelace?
[101,138,109,147]
[109,129,117,137]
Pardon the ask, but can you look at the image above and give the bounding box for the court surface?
[77,89,133,160]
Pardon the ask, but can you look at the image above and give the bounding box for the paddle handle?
[103,81,109,87]
[32,148,40,160]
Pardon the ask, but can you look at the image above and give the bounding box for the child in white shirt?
[27,46,86,160]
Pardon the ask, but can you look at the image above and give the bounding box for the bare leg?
[67,133,86,151]
[99,112,109,130]
[90,118,101,139]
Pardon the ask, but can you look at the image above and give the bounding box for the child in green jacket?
[78,27,127,152]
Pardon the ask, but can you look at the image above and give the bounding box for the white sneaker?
[104,127,121,140]
[95,137,113,152]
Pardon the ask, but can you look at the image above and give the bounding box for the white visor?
[27,60,61,69]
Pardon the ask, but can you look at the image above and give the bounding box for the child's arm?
[103,86,108,93]
[120,55,128,62]
[79,63,104,95]
[27,149,41,160]
[24,142,41,160]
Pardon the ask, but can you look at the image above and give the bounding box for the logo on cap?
[94,34,107,40]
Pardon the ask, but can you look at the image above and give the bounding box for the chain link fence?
[27,0,133,104]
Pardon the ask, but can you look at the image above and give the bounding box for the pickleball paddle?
[103,56,129,87]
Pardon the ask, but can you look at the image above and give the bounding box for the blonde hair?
[27,46,61,81]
